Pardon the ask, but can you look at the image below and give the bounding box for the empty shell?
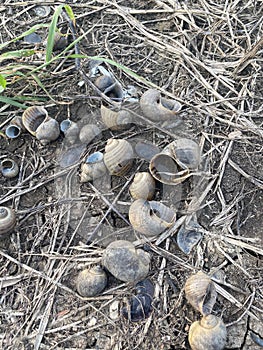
[129,172,156,200]
[0,158,19,178]
[104,138,134,176]
[60,119,79,145]
[80,152,108,182]
[189,315,227,350]
[102,240,150,282]
[76,265,107,297]
[95,74,123,101]
[22,106,60,144]
[149,138,200,185]
[101,104,132,130]
[5,125,21,139]
[79,124,101,145]
[184,271,217,316]
[0,206,16,236]
[129,199,176,237]
[140,89,181,121]
[177,218,203,254]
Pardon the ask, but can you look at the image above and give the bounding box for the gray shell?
[0,159,19,178]
[80,152,108,182]
[79,124,101,145]
[102,240,150,282]
[0,207,16,236]
[189,315,227,350]
[76,266,107,297]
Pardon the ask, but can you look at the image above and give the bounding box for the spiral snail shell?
[104,139,134,176]
[101,104,132,131]
[129,172,156,200]
[102,240,150,282]
[188,314,227,350]
[129,199,176,237]
[0,206,16,236]
[60,119,79,145]
[80,152,108,183]
[76,265,107,297]
[79,124,101,145]
[0,159,19,178]
[184,271,217,316]
[140,89,181,121]
[149,138,201,185]
[22,106,60,144]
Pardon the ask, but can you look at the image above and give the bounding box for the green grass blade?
[64,5,75,26]
[0,74,7,93]
[0,96,27,109]
[46,5,64,63]
[31,73,55,101]
[0,49,35,62]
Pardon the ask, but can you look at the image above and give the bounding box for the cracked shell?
[76,265,107,297]
[102,240,150,282]
[189,315,227,350]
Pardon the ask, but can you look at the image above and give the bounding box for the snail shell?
[177,218,203,254]
[149,138,200,185]
[0,159,19,178]
[79,124,101,145]
[80,152,108,182]
[0,207,16,236]
[95,74,123,101]
[129,199,175,237]
[22,106,60,144]
[101,104,132,131]
[76,265,107,297]
[60,119,79,145]
[53,31,68,51]
[189,314,227,350]
[104,139,134,176]
[140,89,181,121]
[122,279,154,322]
[102,240,150,282]
[5,125,21,139]
[184,271,217,316]
[129,172,156,200]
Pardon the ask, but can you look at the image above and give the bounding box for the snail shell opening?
[0,159,19,178]
[0,206,16,235]
[5,125,21,139]
[22,106,48,136]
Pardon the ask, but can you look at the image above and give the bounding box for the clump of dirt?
[0,1,262,349]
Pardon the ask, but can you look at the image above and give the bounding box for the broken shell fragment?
[129,199,175,237]
[95,74,123,101]
[129,172,156,200]
[101,104,132,130]
[0,159,19,178]
[60,119,79,145]
[104,138,134,176]
[189,314,227,350]
[140,89,181,121]
[0,207,16,236]
[177,218,203,254]
[79,124,101,145]
[22,106,60,144]
[122,279,154,322]
[76,265,107,297]
[80,152,108,182]
[102,240,150,282]
[184,271,217,316]
[149,138,200,185]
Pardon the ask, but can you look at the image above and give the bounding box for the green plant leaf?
[0,74,7,93]
[0,96,28,109]
[64,5,75,26]
[46,5,64,63]
[0,49,35,62]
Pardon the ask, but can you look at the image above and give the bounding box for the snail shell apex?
[101,105,132,130]
[129,172,155,200]
[184,271,217,316]
[0,207,16,236]
[129,199,175,237]
[76,266,107,297]
[189,315,227,350]
[104,139,134,176]
[102,240,150,282]
[140,89,181,121]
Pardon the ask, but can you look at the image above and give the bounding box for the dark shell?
[177,219,203,254]
[95,75,123,101]
[5,125,21,139]
[250,332,263,347]
[134,140,160,161]
[58,144,86,168]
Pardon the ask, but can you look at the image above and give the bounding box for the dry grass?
[0,1,262,349]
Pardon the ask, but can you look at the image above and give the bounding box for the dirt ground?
[0,1,262,349]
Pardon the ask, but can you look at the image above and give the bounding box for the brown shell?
[102,240,150,282]
[140,89,181,121]
[184,271,217,316]
[189,315,227,350]
[104,138,134,176]
[22,106,49,136]
[79,124,101,145]
[129,199,176,237]
[76,266,107,297]
[129,172,156,200]
[80,152,108,183]
[149,138,200,185]
[0,207,16,236]
[101,104,132,130]
[0,159,19,178]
